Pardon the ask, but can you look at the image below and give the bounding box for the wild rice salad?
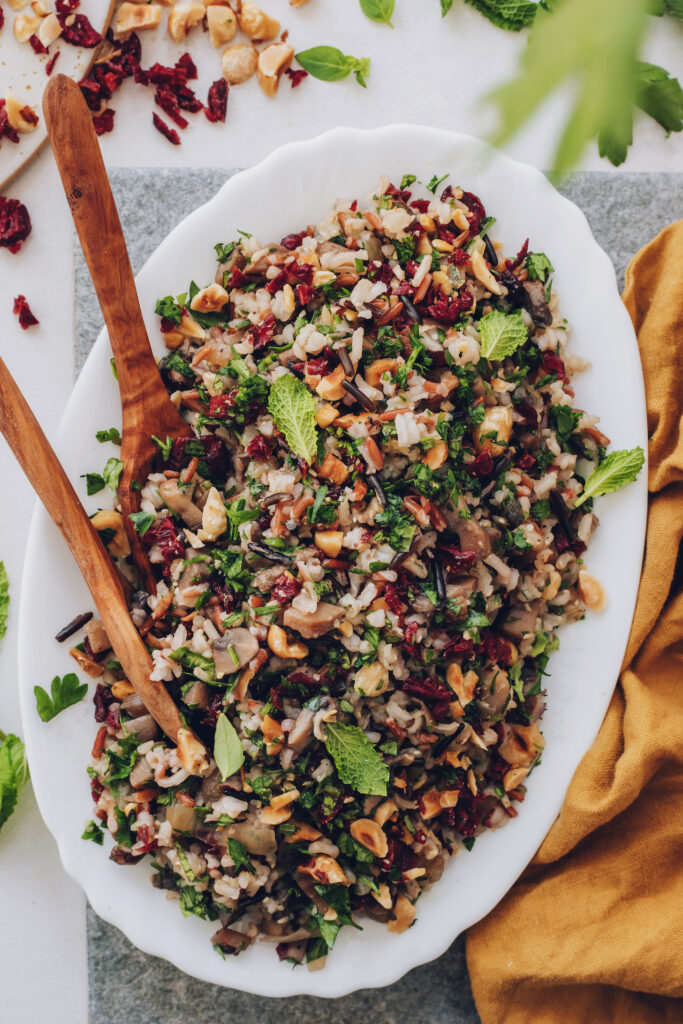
[77,175,642,967]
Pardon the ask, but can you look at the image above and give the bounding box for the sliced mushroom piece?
[129,758,154,789]
[521,280,552,326]
[183,679,211,709]
[286,709,315,752]
[125,714,158,743]
[500,600,542,640]
[454,517,491,559]
[212,628,259,676]
[227,820,277,857]
[84,617,111,655]
[121,693,148,719]
[477,665,511,716]
[159,479,203,530]
[283,602,345,639]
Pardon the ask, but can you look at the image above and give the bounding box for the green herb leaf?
[574,447,645,507]
[465,0,540,32]
[95,427,121,445]
[103,457,124,493]
[214,241,235,262]
[83,473,105,495]
[155,295,182,325]
[128,511,155,536]
[441,0,455,14]
[82,820,105,845]
[526,252,554,282]
[152,434,174,461]
[323,722,389,796]
[548,403,581,449]
[34,673,88,722]
[359,0,394,26]
[227,837,255,874]
[268,373,319,465]
[0,562,9,642]
[214,712,244,781]
[635,61,683,133]
[426,172,449,194]
[295,46,371,88]
[105,732,140,782]
[479,309,528,361]
[167,647,217,681]
[400,173,417,189]
[0,733,28,832]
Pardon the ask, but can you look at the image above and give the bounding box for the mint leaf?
[103,457,124,493]
[360,0,394,26]
[95,427,121,445]
[636,61,683,134]
[227,837,255,874]
[465,0,540,32]
[0,733,28,833]
[479,309,528,361]
[296,46,371,88]
[128,511,155,536]
[323,722,389,796]
[268,374,318,465]
[574,447,645,507]
[34,673,88,722]
[214,712,244,781]
[526,252,554,282]
[0,561,9,642]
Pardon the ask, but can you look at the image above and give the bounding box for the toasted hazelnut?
[8,0,29,10]
[315,403,339,428]
[267,623,308,660]
[177,727,210,776]
[315,365,346,402]
[167,1,204,41]
[69,647,105,678]
[503,766,529,792]
[260,713,285,755]
[499,722,545,768]
[221,43,258,85]
[115,1,161,34]
[299,855,349,886]
[446,663,478,707]
[314,530,343,558]
[373,799,398,828]
[420,788,444,820]
[38,12,62,46]
[354,660,389,698]
[473,405,513,456]
[365,358,397,388]
[90,509,131,558]
[206,2,237,46]
[387,893,416,934]
[257,42,294,97]
[13,12,41,41]
[30,0,49,14]
[4,93,39,134]
[317,451,349,484]
[239,0,279,39]
[190,283,229,313]
[422,440,448,470]
[578,570,606,612]
[285,821,322,844]
[350,818,388,859]
[111,679,136,699]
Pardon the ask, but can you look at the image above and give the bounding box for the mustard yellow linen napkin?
[466,221,683,1024]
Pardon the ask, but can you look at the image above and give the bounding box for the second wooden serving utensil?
[43,74,193,596]
[0,356,197,748]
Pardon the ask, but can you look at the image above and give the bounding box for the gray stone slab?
[80,169,683,1024]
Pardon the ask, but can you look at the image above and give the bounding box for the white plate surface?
[18,125,647,997]
[0,0,114,191]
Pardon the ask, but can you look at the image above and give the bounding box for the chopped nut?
[4,94,39,134]
[206,2,237,47]
[115,1,161,34]
[13,13,41,42]
[350,818,388,858]
[299,855,349,886]
[238,0,279,40]
[470,249,503,296]
[177,727,210,775]
[197,486,228,542]
[221,43,259,85]
[314,530,343,558]
[167,1,204,41]
[90,509,131,558]
[578,570,606,612]
[473,405,513,456]
[317,451,349,485]
[387,893,416,934]
[38,11,62,46]
[315,403,339,428]
[190,282,229,313]
[354,660,389,698]
[503,766,528,792]
[257,42,294,97]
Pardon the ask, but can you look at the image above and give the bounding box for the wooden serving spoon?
[0,356,185,744]
[43,74,193,596]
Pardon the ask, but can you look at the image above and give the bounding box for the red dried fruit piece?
[169,435,228,478]
[468,451,494,478]
[481,630,514,668]
[0,102,20,145]
[152,112,181,146]
[56,0,80,13]
[410,199,430,214]
[306,346,336,377]
[208,394,234,419]
[541,351,567,381]
[246,313,276,352]
[449,248,470,266]
[173,83,203,113]
[460,190,486,234]
[515,401,538,429]
[443,636,475,660]
[402,619,420,660]
[29,34,48,54]
[425,289,473,324]
[385,182,411,204]
[204,78,228,123]
[92,109,115,136]
[285,67,308,88]
[295,283,314,306]
[401,676,451,716]
[384,583,405,618]
[13,295,39,329]
[93,682,115,723]
[439,547,477,574]
[0,8,4,31]
[176,52,197,80]
[272,574,303,605]
[515,453,536,470]
[505,239,529,271]
[144,516,185,576]
[0,196,32,253]
[46,51,61,76]
[281,231,305,250]
[154,87,189,130]
[245,434,272,462]
[58,13,102,47]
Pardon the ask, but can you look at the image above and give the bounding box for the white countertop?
[0,3,681,1021]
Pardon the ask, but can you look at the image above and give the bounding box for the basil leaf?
[296,46,371,88]
[214,712,244,781]
[359,0,394,26]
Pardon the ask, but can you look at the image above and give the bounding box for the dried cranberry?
[516,453,536,470]
[204,78,228,123]
[174,83,203,113]
[410,199,430,214]
[426,289,473,324]
[93,683,115,723]
[295,283,314,306]
[92,109,115,136]
[29,34,48,54]
[91,778,103,801]
[154,88,189,130]
[176,52,197,80]
[384,182,412,204]
[285,67,308,88]
[271,574,303,605]
[403,619,420,660]
[541,351,567,381]
[56,0,80,13]
[0,8,4,31]
[468,451,494,478]
[265,269,287,295]
[144,516,185,575]
[366,260,394,285]
[0,102,19,145]
[168,434,228,478]
[306,346,336,377]
[449,248,470,266]
[12,295,39,329]
[516,402,538,429]
[401,676,451,720]
[152,112,181,146]
[245,434,272,462]
[105,704,120,731]
[210,571,237,612]
[0,196,32,253]
[384,583,405,617]
[281,231,305,250]
[246,313,276,352]
[460,190,486,234]
[58,13,102,47]
[443,636,475,660]
[505,239,529,271]
[439,547,477,574]
[482,631,514,667]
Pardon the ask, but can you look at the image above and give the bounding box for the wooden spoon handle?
[0,356,184,742]
[42,75,161,418]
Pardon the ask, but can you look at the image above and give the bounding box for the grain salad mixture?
[74,174,643,967]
